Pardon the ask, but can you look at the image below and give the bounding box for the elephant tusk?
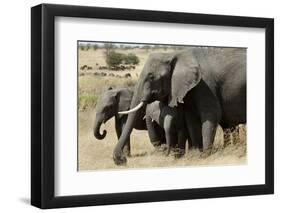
[118,102,144,114]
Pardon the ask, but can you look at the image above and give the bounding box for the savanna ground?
[78,44,247,171]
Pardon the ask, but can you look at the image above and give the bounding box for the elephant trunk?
[113,82,148,165]
[93,119,107,140]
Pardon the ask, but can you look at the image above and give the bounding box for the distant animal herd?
[98,65,136,71]
[79,63,134,78]
[80,63,135,71]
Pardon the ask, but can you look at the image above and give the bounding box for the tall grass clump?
[79,95,98,111]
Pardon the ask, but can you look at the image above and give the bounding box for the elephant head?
[93,87,132,140]
[114,50,202,164]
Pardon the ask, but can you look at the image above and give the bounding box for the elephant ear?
[169,53,202,107]
[116,89,134,116]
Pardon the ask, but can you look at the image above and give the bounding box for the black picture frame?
[31,3,274,209]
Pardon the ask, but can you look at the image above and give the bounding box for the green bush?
[124,53,140,65]
[105,51,140,67]
[105,51,125,67]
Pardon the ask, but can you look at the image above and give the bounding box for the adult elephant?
[114,48,246,165]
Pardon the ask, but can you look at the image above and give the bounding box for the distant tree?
[141,45,151,52]
[79,43,86,51]
[86,43,92,51]
[142,45,150,49]
[152,45,159,49]
[93,44,99,51]
[172,45,184,50]
[103,43,116,56]
[124,45,133,50]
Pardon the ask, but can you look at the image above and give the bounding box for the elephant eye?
[104,106,110,111]
[147,73,154,80]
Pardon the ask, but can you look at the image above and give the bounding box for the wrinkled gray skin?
[146,101,188,156]
[113,48,246,165]
[93,87,165,155]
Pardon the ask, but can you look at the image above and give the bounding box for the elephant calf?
[93,87,165,155]
[145,101,187,156]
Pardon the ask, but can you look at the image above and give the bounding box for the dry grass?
[79,75,136,110]
[78,109,246,170]
[78,46,247,171]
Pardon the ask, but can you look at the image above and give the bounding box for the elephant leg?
[201,119,218,151]
[178,131,186,149]
[115,117,131,156]
[165,132,172,156]
[164,130,173,156]
[174,130,186,158]
[185,108,203,150]
[192,85,221,153]
[164,116,178,156]
[145,116,162,147]
[154,125,166,145]
[186,133,192,150]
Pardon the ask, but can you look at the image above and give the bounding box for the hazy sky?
[78,41,155,47]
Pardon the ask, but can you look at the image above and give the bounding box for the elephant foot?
[153,144,167,153]
[151,140,162,147]
[200,148,212,158]
[165,149,170,156]
[173,148,185,158]
[211,146,222,154]
[113,151,127,165]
